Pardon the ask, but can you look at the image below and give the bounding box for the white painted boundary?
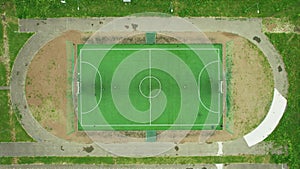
[82,123,221,127]
[80,48,219,51]
[149,49,152,125]
[80,49,82,125]
[79,47,222,127]
[243,88,287,147]
[81,61,103,115]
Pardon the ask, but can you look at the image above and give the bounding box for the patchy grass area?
[15,0,300,26]
[0,1,33,142]
[266,33,300,169]
[7,22,33,69]
[0,62,7,86]
[7,24,33,141]
[0,90,33,142]
[0,155,272,165]
[0,157,13,164]
[12,107,34,142]
[0,5,10,143]
[15,0,170,18]
[0,22,3,56]
[0,91,11,142]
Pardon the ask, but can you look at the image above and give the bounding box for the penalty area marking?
[80,61,102,115]
[198,60,220,114]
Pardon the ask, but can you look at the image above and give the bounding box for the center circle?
[139,75,162,99]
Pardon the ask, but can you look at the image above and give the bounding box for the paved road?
[0,163,289,169]
[4,17,287,157]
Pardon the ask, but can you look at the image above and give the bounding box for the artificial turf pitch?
[76,44,223,131]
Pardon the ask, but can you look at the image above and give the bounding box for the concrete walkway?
[0,138,273,157]
[4,17,288,157]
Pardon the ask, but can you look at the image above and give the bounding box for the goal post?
[220,81,223,93]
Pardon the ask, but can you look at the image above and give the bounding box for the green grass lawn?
[0,155,273,165]
[0,1,34,142]
[7,22,33,69]
[0,89,33,142]
[14,0,300,26]
[0,62,7,86]
[12,106,34,142]
[0,22,3,56]
[0,91,11,142]
[266,33,300,169]
[78,44,222,130]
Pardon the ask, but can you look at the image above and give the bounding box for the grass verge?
[15,0,300,26]
[0,1,34,142]
[0,62,7,86]
[0,20,3,56]
[13,110,34,142]
[0,155,273,165]
[0,91,11,142]
[266,33,300,169]
[7,22,33,69]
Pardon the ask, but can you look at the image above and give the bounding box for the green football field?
[76,44,223,131]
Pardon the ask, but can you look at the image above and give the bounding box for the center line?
[149,49,152,125]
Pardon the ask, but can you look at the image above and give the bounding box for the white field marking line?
[81,123,220,127]
[198,60,219,114]
[138,76,162,98]
[77,82,79,95]
[72,51,79,111]
[214,49,222,124]
[81,48,222,127]
[71,62,74,95]
[80,61,103,115]
[149,49,152,125]
[80,50,82,125]
[149,76,162,98]
[80,48,220,51]
[218,49,221,123]
[220,81,223,94]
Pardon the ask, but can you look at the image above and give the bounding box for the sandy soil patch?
[26,30,92,143]
[203,32,273,142]
[262,17,296,33]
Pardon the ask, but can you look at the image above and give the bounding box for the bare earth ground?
[206,32,273,142]
[262,17,297,33]
[25,31,273,144]
[26,30,92,143]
